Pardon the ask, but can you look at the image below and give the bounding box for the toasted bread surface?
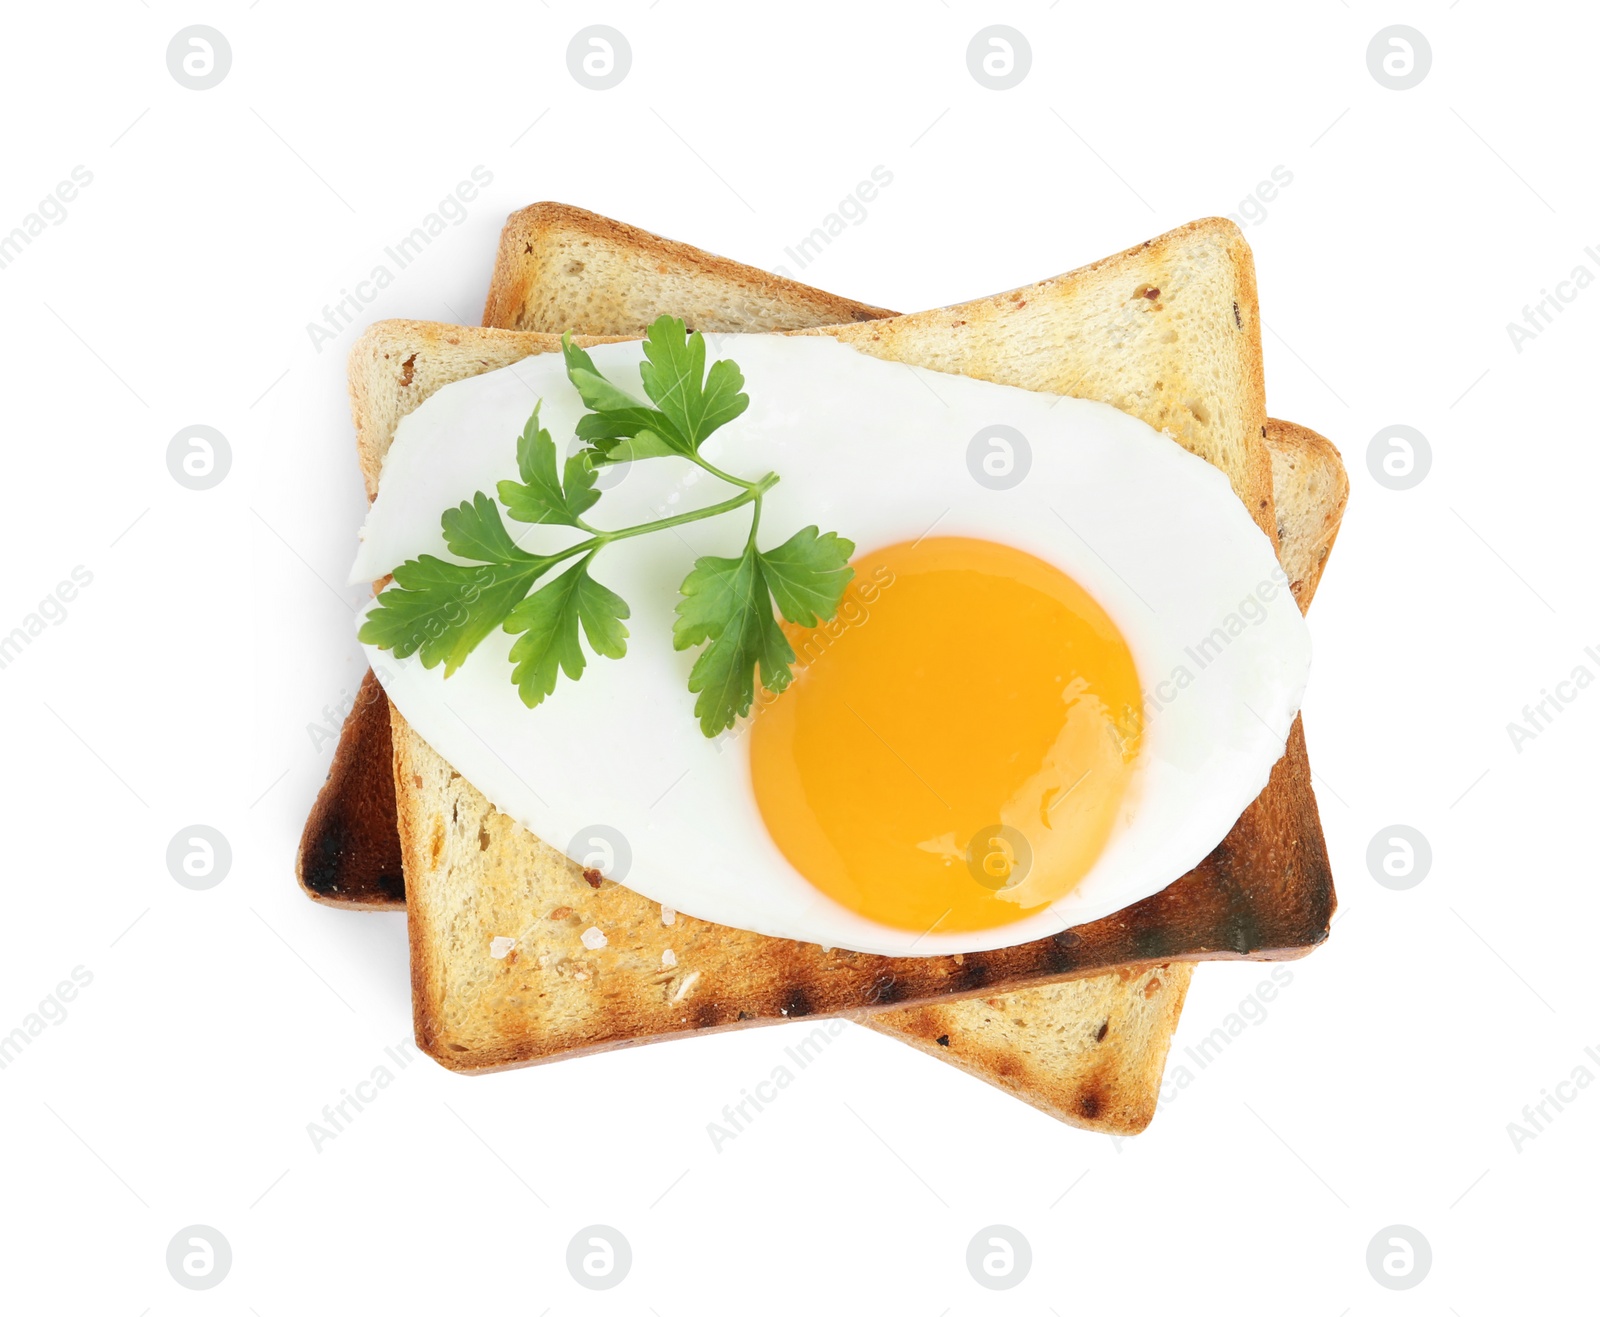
[483,202,894,336]
[348,316,1332,1076]
[809,217,1274,542]
[1265,419,1349,608]
[861,966,1191,1134]
[295,669,404,909]
[397,707,1326,1074]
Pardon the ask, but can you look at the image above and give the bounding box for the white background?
[1,2,1594,1312]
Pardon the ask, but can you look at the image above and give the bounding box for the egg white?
[352,334,1311,956]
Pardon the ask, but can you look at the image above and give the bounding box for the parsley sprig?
[359,316,855,736]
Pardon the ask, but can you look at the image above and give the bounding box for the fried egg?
[351,334,1310,956]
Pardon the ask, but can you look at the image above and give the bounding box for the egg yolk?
[748,537,1143,935]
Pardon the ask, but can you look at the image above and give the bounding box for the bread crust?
[483,202,895,335]
[1264,419,1349,608]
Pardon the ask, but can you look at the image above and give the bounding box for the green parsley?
[359,316,855,736]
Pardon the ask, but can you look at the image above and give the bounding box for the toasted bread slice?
[357,350,1327,1079]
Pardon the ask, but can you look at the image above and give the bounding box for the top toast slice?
[358,220,1329,1077]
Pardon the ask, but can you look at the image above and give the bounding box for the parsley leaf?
[505,554,630,708]
[672,526,855,735]
[497,402,601,528]
[360,492,556,675]
[441,491,539,564]
[638,316,749,451]
[562,317,748,467]
[359,558,546,676]
[758,526,857,626]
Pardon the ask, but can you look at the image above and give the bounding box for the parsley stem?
[594,484,765,546]
[690,453,780,495]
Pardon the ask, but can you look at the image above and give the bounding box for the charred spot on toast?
[782,987,813,1018]
[1094,1018,1110,1042]
[1232,300,1242,329]
[1124,908,1190,961]
[302,823,347,895]
[1077,1087,1104,1120]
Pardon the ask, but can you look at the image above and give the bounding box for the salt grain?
[662,948,677,968]
[489,936,516,959]
[581,926,607,951]
[661,906,676,926]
